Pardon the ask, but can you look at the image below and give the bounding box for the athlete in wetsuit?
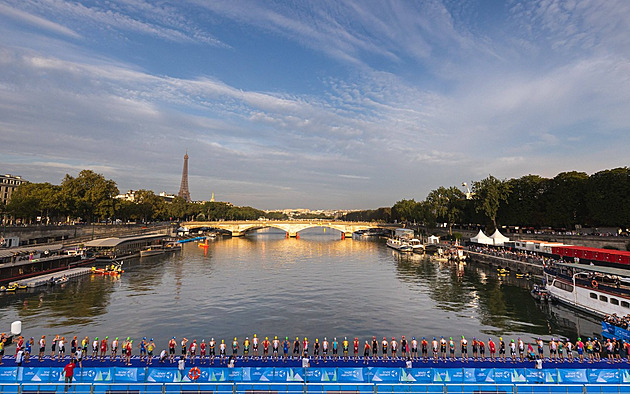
[382,337,388,361]
[363,341,370,364]
[372,337,378,362]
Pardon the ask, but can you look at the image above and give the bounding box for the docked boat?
[530,284,550,302]
[140,246,166,257]
[91,263,124,275]
[408,238,425,253]
[54,276,68,285]
[386,238,413,252]
[544,262,630,317]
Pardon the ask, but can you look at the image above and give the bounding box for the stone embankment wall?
[466,251,545,276]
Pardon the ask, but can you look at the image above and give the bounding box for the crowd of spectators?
[604,314,630,330]
[467,245,564,267]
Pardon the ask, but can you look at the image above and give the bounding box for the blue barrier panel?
[338,367,364,382]
[623,370,630,384]
[558,369,588,384]
[146,367,180,383]
[589,369,620,384]
[76,367,114,383]
[0,367,17,383]
[493,369,514,384]
[403,368,432,383]
[17,367,51,383]
[543,370,558,384]
[433,368,463,383]
[243,366,274,382]
[305,367,338,382]
[113,367,144,383]
[207,367,229,382]
[273,367,305,382]
[524,369,544,384]
[370,367,402,383]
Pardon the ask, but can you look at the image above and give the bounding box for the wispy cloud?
[0,3,80,39]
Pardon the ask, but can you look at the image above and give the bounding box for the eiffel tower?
[178,151,191,202]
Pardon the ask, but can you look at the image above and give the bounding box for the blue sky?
[1,0,629,210]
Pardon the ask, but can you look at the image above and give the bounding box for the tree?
[133,190,166,222]
[392,199,419,223]
[544,171,588,228]
[472,175,511,231]
[426,186,465,235]
[499,175,549,227]
[584,167,630,226]
[60,170,118,222]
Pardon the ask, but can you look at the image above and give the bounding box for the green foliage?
[343,207,391,222]
[61,170,119,222]
[472,175,512,231]
[294,213,332,220]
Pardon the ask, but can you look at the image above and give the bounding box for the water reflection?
[0,230,600,349]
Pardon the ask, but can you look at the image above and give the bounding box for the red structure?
[551,245,630,266]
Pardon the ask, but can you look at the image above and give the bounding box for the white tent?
[490,230,510,246]
[470,230,492,245]
[427,235,440,244]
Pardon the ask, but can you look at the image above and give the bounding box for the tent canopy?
[490,230,510,246]
[470,230,492,245]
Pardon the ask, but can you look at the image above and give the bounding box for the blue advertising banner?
[402,368,431,383]
[493,369,514,383]
[76,367,114,383]
[338,367,364,382]
[465,368,493,383]
[589,369,620,384]
[432,368,463,383]
[146,368,181,383]
[243,367,275,382]
[207,368,229,382]
[113,367,144,382]
[601,322,630,342]
[558,369,588,383]
[525,369,544,383]
[0,367,17,383]
[227,367,243,382]
[370,367,401,383]
[305,367,337,382]
[17,367,51,383]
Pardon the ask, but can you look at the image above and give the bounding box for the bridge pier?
[231,231,244,237]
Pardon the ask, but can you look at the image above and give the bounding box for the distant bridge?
[180,220,399,238]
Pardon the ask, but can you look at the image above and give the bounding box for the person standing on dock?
[111,337,119,362]
[432,337,438,363]
[243,337,250,362]
[263,336,270,361]
[550,338,558,363]
[342,337,349,361]
[25,337,33,363]
[332,337,339,362]
[461,336,468,363]
[252,334,259,360]
[321,337,328,363]
[100,337,108,362]
[189,339,197,364]
[168,337,176,362]
[499,337,506,362]
[478,339,485,361]
[372,337,378,362]
[273,336,280,362]
[518,338,525,362]
[209,338,216,365]
[391,337,398,361]
[566,339,574,363]
[92,337,99,360]
[180,337,188,360]
[382,337,389,361]
[232,337,239,359]
[70,336,77,357]
[0,337,5,365]
[576,337,584,362]
[147,339,155,365]
[219,339,226,364]
[199,340,206,364]
[58,336,66,361]
[536,338,544,359]
[139,337,148,362]
[353,337,359,361]
[38,336,46,362]
[400,336,407,360]
[293,337,300,360]
[488,338,495,362]
[51,335,58,361]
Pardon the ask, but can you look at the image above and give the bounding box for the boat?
[54,276,68,285]
[140,246,166,257]
[386,238,413,252]
[408,238,425,253]
[544,262,630,317]
[530,284,550,302]
[91,263,124,275]
[497,267,511,275]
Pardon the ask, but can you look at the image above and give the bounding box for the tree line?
[2,170,289,224]
[3,167,628,232]
[343,167,630,233]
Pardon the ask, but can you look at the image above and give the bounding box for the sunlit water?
[0,228,600,349]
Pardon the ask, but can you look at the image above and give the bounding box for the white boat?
[140,246,166,257]
[408,238,425,253]
[386,238,413,252]
[544,262,630,317]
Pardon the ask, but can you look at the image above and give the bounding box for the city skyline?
[1,1,629,210]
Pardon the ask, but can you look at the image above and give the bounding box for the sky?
[1,0,629,210]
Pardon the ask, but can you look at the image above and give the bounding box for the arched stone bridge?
[180,220,398,237]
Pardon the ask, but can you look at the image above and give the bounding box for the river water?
[0,228,600,348]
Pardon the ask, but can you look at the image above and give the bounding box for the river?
[0,228,600,349]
